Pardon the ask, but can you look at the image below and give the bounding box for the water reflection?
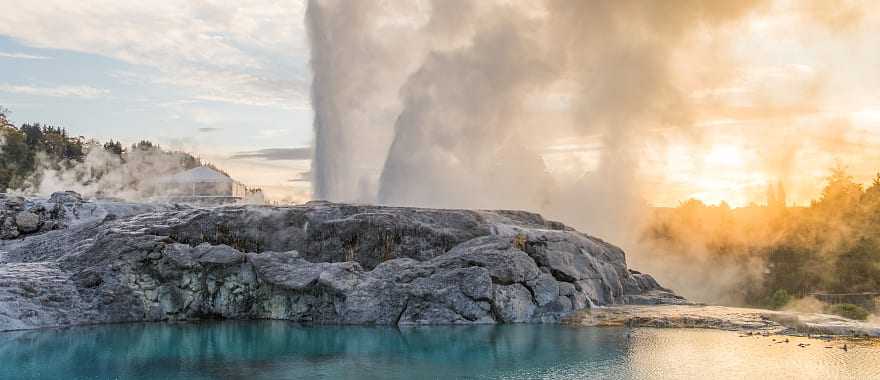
[1,322,877,379]
[625,329,879,380]
[1,322,628,380]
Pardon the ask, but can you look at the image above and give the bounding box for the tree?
[765,289,792,310]
[0,105,239,194]
[814,165,863,219]
[103,140,124,156]
[764,244,821,296]
[0,126,33,190]
[20,123,43,147]
[859,172,880,237]
[0,106,11,128]
[132,140,156,151]
[831,237,880,292]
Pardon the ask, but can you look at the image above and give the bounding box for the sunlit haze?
[1,0,879,207]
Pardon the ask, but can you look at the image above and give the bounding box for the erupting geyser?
[306,0,765,243]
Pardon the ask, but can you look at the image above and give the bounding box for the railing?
[809,292,879,310]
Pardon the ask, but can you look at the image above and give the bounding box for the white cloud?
[0,84,109,99]
[257,128,291,138]
[0,51,51,60]
[0,0,309,109]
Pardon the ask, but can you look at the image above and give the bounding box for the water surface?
[1,321,878,379]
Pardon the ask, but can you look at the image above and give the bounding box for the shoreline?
[563,304,880,338]
[3,306,879,343]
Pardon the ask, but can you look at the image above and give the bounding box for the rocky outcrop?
[0,191,88,239]
[0,192,684,331]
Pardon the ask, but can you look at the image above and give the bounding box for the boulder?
[2,195,25,209]
[49,191,83,204]
[493,283,537,322]
[14,211,40,233]
[1,217,18,239]
[0,192,88,239]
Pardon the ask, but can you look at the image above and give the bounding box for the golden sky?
[301,0,880,209]
[574,0,880,207]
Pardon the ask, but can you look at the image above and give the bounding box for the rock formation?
[0,192,683,331]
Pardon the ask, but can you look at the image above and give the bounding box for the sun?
[704,144,745,167]
[657,142,764,207]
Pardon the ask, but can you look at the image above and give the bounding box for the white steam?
[27,145,198,200]
[307,0,765,241]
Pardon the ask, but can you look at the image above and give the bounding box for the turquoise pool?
[1,322,877,379]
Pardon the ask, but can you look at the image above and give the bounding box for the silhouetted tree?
[103,140,124,156]
[0,106,11,128]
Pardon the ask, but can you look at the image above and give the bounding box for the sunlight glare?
[704,144,744,167]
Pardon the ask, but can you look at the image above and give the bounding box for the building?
[158,166,249,204]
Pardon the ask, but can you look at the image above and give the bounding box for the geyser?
[306,0,764,239]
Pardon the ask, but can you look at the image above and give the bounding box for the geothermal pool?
[1,322,878,379]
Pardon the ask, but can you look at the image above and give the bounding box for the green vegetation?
[826,303,870,320]
[644,165,880,311]
[0,106,85,190]
[764,289,793,310]
[0,105,228,193]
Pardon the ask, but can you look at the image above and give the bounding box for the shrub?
[826,303,870,320]
[765,289,792,310]
[513,233,527,251]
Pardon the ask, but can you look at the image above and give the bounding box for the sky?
[0,1,312,202]
[1,0,880,207]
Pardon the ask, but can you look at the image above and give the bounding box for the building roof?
[161,166,235,184]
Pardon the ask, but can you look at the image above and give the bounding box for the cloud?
[229,147,312,161]
[0,51,51,60]
[0,1,309,109]
[257,129,291,138]
[0,84,109,98]
[288,170,311,182]
[197,127,222,133]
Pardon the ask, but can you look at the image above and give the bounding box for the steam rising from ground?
[24,146,199,201]
[307,1,875,303]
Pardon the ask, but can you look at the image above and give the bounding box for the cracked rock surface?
[0,193,685,331]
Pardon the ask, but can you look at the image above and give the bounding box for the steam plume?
[307,0,766,237]
[307,0,426,202]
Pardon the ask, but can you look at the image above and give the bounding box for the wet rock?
[49,191,83,205]
[2,195,25,209]
[440,236,541,285]
[14,212,40,233]
[193,244,245,265]
[0,191,92,239]
[248,251,324,290]
[1,217,19,239]
[0,196,683,331]
[493,283,537,323]
[527,272,559,307]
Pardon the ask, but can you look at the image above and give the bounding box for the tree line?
[0,106,227,193]
[643,166,880,316]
